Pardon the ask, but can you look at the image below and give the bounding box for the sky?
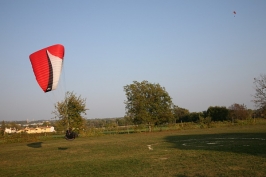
[1,0,266,121]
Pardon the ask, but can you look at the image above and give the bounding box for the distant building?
[6,126,56,134]
[5,127,17,134]
[23,126,56,134]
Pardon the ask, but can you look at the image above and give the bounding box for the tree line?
[3,74,266,134]
[56,75,266,131]
[54,74,266,132]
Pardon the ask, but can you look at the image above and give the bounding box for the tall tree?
[173,105,190,122]
[207,106,229,121]
[228,103,250,120]
[52,91,88,132]
[253,74,266,113]
[1,120,6,136]
[124,80,174,126]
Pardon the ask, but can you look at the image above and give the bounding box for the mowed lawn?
[0,124,266,177]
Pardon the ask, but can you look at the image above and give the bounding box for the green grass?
[1,124,266,177]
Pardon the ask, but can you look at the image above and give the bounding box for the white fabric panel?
[47,50,63,91]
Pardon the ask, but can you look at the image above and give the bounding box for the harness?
[65,130,75,140]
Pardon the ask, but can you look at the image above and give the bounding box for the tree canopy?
[253,74,266,110]
[207,106,229,121]
[1,121,6,136]
[228,103,250,120]
[53,91,88,132]
[124,80,174,125]
[173,106,190,122]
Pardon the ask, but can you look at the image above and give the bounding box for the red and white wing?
[29,44,65,92]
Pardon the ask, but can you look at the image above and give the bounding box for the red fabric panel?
[29,44,64,92]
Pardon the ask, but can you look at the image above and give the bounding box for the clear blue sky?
[1,0,266,121]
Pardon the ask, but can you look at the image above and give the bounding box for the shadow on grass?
[58,147,68,150]
[27,142,42,148]
[165,132,266,157]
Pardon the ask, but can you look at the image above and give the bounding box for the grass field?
[0,124,266,177]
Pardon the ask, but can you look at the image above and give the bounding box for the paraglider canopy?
[29,44,65,93]
[233,11,236,17]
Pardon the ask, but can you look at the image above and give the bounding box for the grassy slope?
[0,124,266,177]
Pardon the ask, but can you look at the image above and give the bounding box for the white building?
[23,126,56,134]
[5,126,56,134]
[5,127,17,134]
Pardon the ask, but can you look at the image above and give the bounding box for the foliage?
[228,103,250,121]
[254,108,266,118]
[173,105,190,122]
[124,80,174,126]
[0,121,5,136]
[188,112,201,122]
[253,74,266,111]
[207,106,229,121]
[79,127,104,137]
[87,117,128,129]
[198,115,212,128]
[178,111,202,123]
[52,91,88,133]
[9,121,22,130]
[42,121,50,127]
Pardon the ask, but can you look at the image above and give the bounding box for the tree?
[207,106,229,121]
[10,122,21,130]
[124,80,174,126]
[253,74,266,113]
[1,120,6,136]
[173,105,189,122]
[189,112,203,122]
[52,91,88,133]
[42,121,50,127]
[228,103,250,121]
